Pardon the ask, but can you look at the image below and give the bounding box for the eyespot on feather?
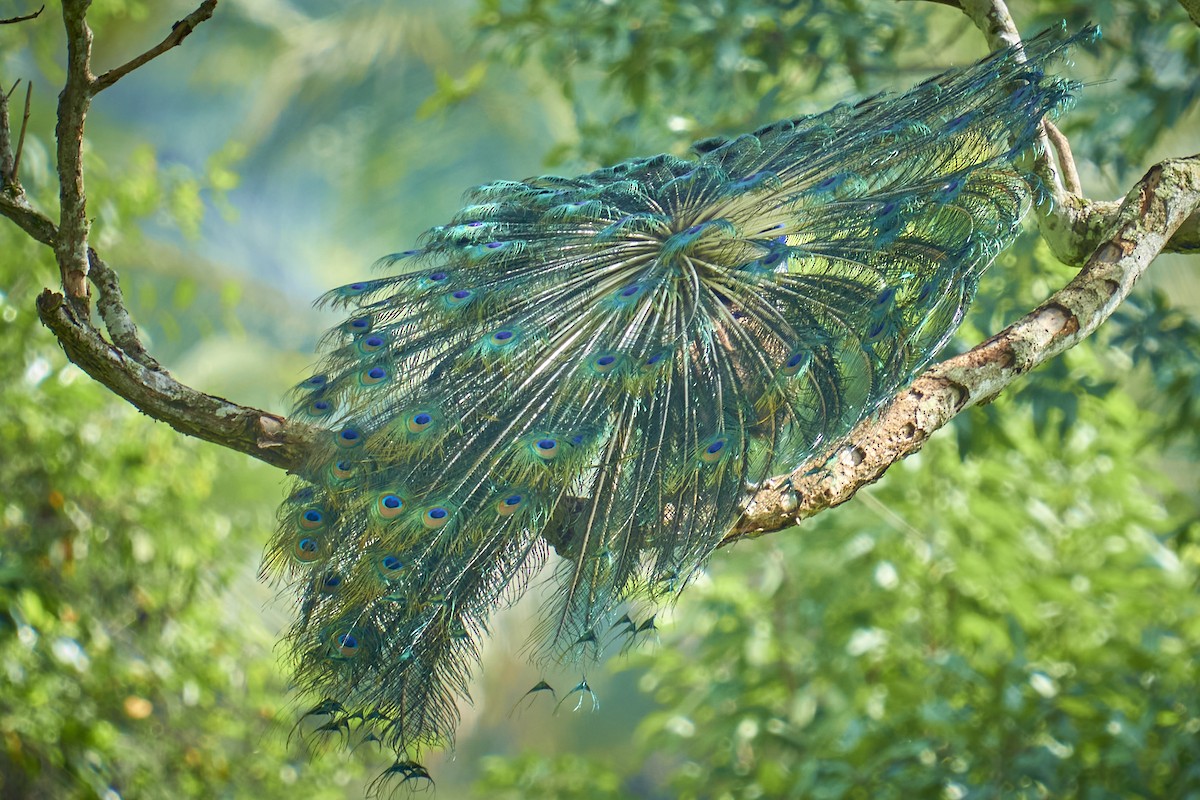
[360,366,388,386]
[330,630,362,660]
[375,493,406,520]
[357,334,386,354]
[345,316,372,335]
[781,351,811,377]
[422,506,452,529]
[496,492,525,516]
[406,411,436,434]
[291,535,322,564]
[320,573,344,594]
[532,437,559,460]
[298,508,326,531]
[335,427,364,448]
[700,436,730,464]
[329,460,355,481]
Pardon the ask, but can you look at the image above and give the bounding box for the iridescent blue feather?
[265,25,1095,783]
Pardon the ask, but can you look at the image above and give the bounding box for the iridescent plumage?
[266,26,1093,784]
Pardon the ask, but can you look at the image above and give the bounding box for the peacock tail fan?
[264,24,1096,788]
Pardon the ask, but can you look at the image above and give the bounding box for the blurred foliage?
[0,173,369,799]
[2,0,1199,799]
[475,0,1200,183]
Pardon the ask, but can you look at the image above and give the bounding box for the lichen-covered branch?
[729,154,1200,543]
[55,0,95,306]
[36,288,312,470]
[88,249,160,370]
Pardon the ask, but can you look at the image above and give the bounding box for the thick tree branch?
[91,1,218,94]
[36,288,311,470]
[729,154,1200,543]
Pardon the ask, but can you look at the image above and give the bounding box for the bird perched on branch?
[265,25,1094,788]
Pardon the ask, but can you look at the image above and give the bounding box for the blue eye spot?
[645,353,664,365]
[383,495,401,509]
[701,437,730,463]
[305,375,327,388]
[787,353,805,368]
[365,335,384,347]
[620,284,640,297]
[324,574,342,588]
[382,556,402,571]
[452,290,471,299]
[338,633,357,648]
[368,367,385,379]
[350,318,369,329]
[570,435,584,445]
[494,330,513,341]
[597,355,616,366]
[349,283,366,291]
[538,439,556,450]
[466,221,484,228]
[304,510,322,523]
[505,495,522,506]
[413,413,432,426]
[485,241,504,249]
[429,507,448,520]
[430,271,448,281]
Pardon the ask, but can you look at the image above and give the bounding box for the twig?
[1043,119,1081,196]
[0,5,44,25]
[730,154,1200,543]
[91,1,218,94]
[12,81,31,183]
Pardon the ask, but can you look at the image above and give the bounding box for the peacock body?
[267,26,1093,783]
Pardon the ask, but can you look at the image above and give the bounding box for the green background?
[1,1,1198,797]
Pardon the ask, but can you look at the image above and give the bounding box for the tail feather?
[266,24,1096,778]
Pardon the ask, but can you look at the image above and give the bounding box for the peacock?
[265,25,1094,786]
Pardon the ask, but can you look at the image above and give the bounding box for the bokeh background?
[1,1,1199,797]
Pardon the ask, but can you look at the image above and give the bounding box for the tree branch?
[88,249,160,370]
[729,154,1200,543]
[91,1,218,94]
[55,0,95,308]
[36,287,311,470]
[0,82,14,184]
[913,0,1200,263]
[0,0,309,471]
[0,5,43,25]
